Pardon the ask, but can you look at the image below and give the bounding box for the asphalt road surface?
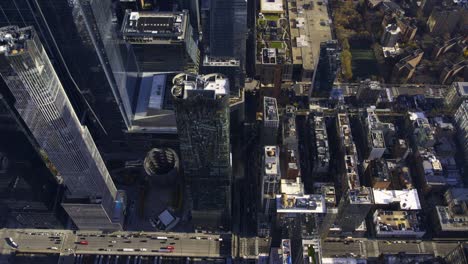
[0,229,228,258]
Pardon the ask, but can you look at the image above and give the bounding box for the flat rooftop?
[172,73,230,100]
[455,82,468,96]
[265,146,280,175]
[277,194,325,213]
[260,0,284,13]
[436,206,468,231]
[314,182,336,207]
[122,10,188,43]
[349,187,373,204]
[288,0,332,70]
[370,130,385,148]
[313,114,330,167]
[264,97,279,121]
[280,178,304,195]
[374,210,425,235]
[372,189,421,210]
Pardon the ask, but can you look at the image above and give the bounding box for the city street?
[0,229,228,257]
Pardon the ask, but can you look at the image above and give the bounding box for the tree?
[341,50,353,80]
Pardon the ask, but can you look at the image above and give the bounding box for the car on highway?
[79,240,89,245]
[6,237,18,248]
[110,240,117,243]
[48,247,58,250]
[167,246,175,250]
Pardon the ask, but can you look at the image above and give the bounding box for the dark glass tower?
[0,0,139,145]
[0,26,123,230]
[172,73,231,230]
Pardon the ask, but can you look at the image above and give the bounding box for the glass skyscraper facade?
[0,26,121,230]
[172,73,232,230]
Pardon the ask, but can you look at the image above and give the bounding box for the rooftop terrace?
[277,194,325,213]
[374,210,425,237]
[372,189,421,210]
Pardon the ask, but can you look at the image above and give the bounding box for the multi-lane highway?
[1,228,466,261]
[322,239,465,258]
[0,229,229,258]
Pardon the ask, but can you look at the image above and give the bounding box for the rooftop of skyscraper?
[276,194,326,213]
[264,97,279,122]
[121,10,189,43]
[265,146,280,175]
[171,73,229,100]
[372,189,422,210]
[0,26,33,55]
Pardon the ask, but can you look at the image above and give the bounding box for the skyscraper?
[0,0,139,142]
[172,73,231,230]
[121,10,199,73]
[208,0,247,65]
[0,26,122,230]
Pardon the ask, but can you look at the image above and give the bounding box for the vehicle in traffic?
[158,248,173,253]
[6,237,18,248]
[48,247,58,250]
[139,248,147,251]
[166,246,175,250]
[121,248,134,252]
[156,236,168,240]
[110,240,117,243]
[79,240,89,245]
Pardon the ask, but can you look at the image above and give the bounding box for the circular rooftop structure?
[144,148,179,177]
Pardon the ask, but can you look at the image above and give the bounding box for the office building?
[445,77,468,107]
[172,73,231,230]
[367,107,396,147]
[444,243,468,264]
[335,187,374,235]
[262,97,279,145]
[258,146,281,237]
[276,194,326,214]
[310,110,330,176]
[335,113,374,235]
[261,146,281,216]
[372,189,422,210]
[255,0,332,95]
[408,112,436,149]
[427,7,462,36]
[313,40,341,94]
[391,49,424,83]
[0,94,63,229]
[455,100,468,163]
[356,81,383,106]
[201,56,244,96]
[434,188,468,237]
[373,210,425,238]
[0,0,133,139]
[396,17,417,42]
[432,36,465,60]
[121,10,199,73]
[381,24,401,48]
[364,159,392,189]
[0,26,122,230]
[208,0,247,66]
[314,182,338,239]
